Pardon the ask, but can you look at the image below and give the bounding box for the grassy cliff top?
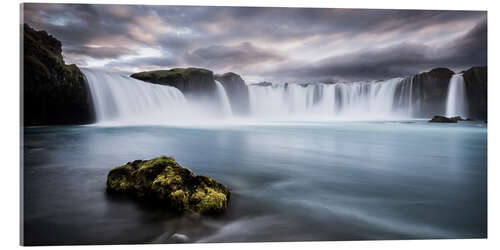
[131,67,213,82]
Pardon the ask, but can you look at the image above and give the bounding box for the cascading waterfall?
[83,69,191,125]
[393,76,416,117]
[214,80,233,117]
[446,74,468,118]
[83,69,237,125]
[248,77,414,120]
[82,69,468,124]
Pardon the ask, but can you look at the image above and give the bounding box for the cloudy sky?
[23,3,486,83]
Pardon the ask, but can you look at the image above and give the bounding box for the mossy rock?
[106,156,230,215]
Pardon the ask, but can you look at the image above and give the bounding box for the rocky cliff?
[214,72,250,115]
[411,68,455,118]
[23,24,94,126]
[407,66,487,119]
[463,66,487,120]
[130,68,216,97]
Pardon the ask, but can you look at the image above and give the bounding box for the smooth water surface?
[22,121,487,245]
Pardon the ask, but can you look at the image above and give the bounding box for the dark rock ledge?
[428,115,467,123]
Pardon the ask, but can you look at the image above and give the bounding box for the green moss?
[169,189,189,212]
[106,165,135,192]
[105,156,230,215]
[192,187,228,215]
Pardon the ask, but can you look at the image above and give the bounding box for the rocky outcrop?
[106,156,230,215]
[404,66,487,120]
[252,81,273,87]
[463,66,487,120]
[130,68,216,97]
[428,115,460,123]
[23,24,94,125]
[214,72,250,115]
[411,68,455,117]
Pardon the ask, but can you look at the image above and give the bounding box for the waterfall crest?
[446,74,469,118]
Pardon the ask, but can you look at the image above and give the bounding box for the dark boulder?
[23,24,94,126]
[214,72,250,115]
[411,68,455,117]
[130,68,216,97]
[428,115,459,123]
[106,156,230,215]
[463,66,487,120]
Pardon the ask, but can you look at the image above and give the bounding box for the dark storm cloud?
[22,3,487,81]
[266,18,487,82]
[185,42,285,71]
[440,18,487,68]
[24,4,128,46]
[64,46,137,59]
[106,56,179,69]
[279,43,434,81]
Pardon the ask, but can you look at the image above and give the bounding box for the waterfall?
[446,74,468,118]
[214,80,232,117]
[393,76,416,117]
[82,69,434,124]
[83,69,191,125]
[248,77,413,120]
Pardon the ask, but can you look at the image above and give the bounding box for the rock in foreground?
[106,156,230,215]
[428,115,461,123]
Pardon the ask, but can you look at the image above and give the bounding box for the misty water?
[23,120,486,245]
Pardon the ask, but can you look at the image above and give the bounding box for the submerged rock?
[169,233,190,243]
[428,115,459,123]
[450,116,465,121]
[106,156,230,215]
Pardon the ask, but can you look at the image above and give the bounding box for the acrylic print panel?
[21,2,487,246]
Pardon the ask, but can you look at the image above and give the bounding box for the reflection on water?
[22,121,487,245]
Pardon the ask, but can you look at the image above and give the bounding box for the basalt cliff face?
[393,67,486,119]
[463,66,487,120]
[23,24,94,126]
[409,68,455,118]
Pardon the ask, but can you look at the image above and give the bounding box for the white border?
[1,0,497,249]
